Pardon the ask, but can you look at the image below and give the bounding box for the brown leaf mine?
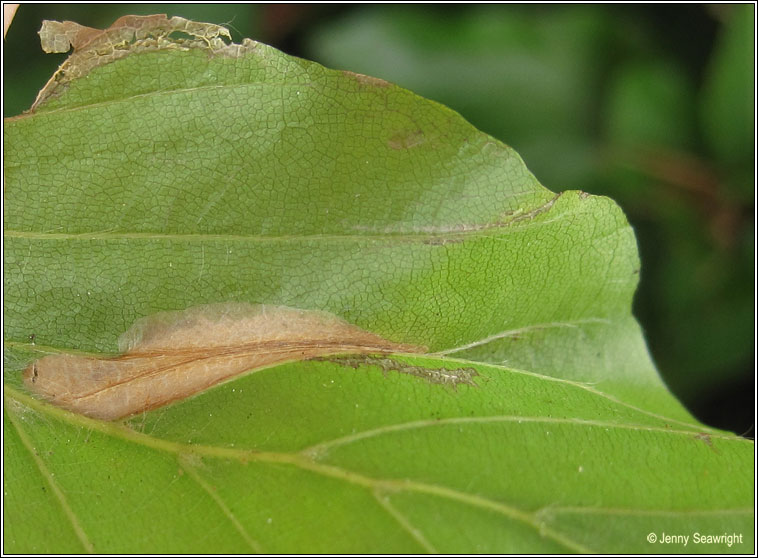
[32,15,258,111]
[24,303,425,421]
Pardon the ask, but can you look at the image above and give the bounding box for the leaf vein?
[372,488,438,554]
[179,456,263,553]
[4,398,95,553]
[434,318,612,355]
[301,416,743,458]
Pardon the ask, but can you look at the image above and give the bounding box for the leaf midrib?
[7,380,744,470]
[3,345,729,436]
[3,209,577,241]
[2,230,525,242]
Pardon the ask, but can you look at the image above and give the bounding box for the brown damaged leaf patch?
[342,70,391,88]
[317,355,479,389]
[32,14,258,111]
[388,129,426,150]
[24,303,425,421]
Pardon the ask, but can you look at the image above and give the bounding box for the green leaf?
[3,16,753,553]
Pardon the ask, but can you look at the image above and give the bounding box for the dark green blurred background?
[4,4,755,436]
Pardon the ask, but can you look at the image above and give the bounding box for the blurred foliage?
[3,4,754,436]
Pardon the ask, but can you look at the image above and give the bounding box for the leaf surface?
[3,16,752,553]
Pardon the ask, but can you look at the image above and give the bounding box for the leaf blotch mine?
[23,303,425,421]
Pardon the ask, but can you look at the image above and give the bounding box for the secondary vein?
[4,398,95,553]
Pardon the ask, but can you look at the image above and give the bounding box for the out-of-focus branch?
[614,145,744,249]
